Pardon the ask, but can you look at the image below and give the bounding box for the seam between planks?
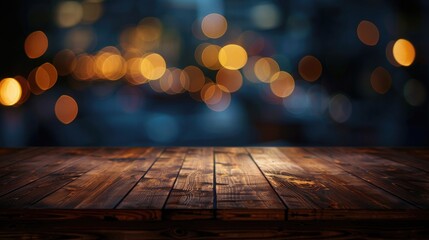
[213,147,217,219]
[305,148,422,209]
[0,151,94,198]
[27,147,127,208]
[374,147,429,174]
[113,148,166,209]
[29,162,102,207]
[161,148,189,217]
[0,148,51,170]
[245,147,289,221]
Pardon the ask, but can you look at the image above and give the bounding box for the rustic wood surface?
[0,147,428,238]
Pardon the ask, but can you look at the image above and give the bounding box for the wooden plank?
[0,209,162,221]
[280,148,414,208]
[247,147,321,212]
[117,147,187,215]
[1,146,428,225]
[307,147,429,209]
[393,148,429,168]
[248,147,416,220]
[215,147,285,220]
[0,148,19,156]
[215,147,247,154]
[0,148,52,169]
[402,148,429,159]
[0,148,97,197]
[33,147,163,209]
[164,147,214,220]
[367,147,429,173]
[0,149,103,208]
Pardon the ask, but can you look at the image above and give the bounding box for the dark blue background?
[0,0,428,147]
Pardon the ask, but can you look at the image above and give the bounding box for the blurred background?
[0,0,428,147]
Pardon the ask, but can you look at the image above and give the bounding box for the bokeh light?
[195,43,208,67]
[35,63,58,90]
[180,66,205,92]
[216,68,242,93]
[298,55,322,82]
[119,21,161,53]
[103,54,126,80]
[159,68,184,94]
[201,83,231,112]
[24,31,48,59]
[254,57,280,83]
[201,82,219,104]
[55,95,78,124]
[138,17,163,42]
[1,1,428,147]
[120,27,141,52]
[329,94,352,123]
[81,0,103,24]
[201,13,227,39]
[218,44,248,70]
[356,20,379,46]
[201,44,222,70]
[393,39,415,67]
[140,53,166,80]
[148,76,164,93]
[251,3,281,30]
[0,78,22,106]
[64,27,96,53]
[126,57,147,85]
[94,47,126,80]
[270,71,295,98]
[72,54,95,80]
[243,56,261,83]
[56,1,83,28]
[370,67,391,94]
[207,90,231,112]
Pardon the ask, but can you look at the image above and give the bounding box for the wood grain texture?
[0,149,101,208]
[0,148,96,197]
[117,147,187,212]
[367,147,429,173]
[0,209,162,221]
[0,146,428,225]
[0,148,19,157]
[398,148,429,161]
[33,147,162,209]
[247,147,321,211]
[248,147,417,220]
[0,148,50,169]
[281,147,416,211]
[307,147,429,209]
[215,147,285,220]
[165,147,214,220]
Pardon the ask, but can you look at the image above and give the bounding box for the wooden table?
[0,147,428,239]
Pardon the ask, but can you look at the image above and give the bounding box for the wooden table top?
[0,147,428,221]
